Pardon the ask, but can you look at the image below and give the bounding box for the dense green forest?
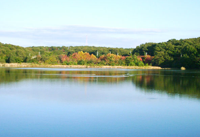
[0,43,145,66]
[0,37,200,68]
[132,37,200,69]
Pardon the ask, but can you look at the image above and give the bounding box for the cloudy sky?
[0,0,200,48]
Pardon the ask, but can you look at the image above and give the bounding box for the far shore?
[0,63,164,69]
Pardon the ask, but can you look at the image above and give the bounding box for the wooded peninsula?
[0,37,200,69]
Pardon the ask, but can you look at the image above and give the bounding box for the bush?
[0,58,5,63]
[138,61,144,66]
[129,62,135,66]
[125,57,132,66]
[110,62,115,66]
[78,60,86,65]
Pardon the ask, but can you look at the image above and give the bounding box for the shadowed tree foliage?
[132,37,200,69]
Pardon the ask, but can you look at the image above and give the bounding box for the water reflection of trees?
[2,68,200,99]
[132,71,200,99]
[0,68,128,84]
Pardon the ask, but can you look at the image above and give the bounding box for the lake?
[0,67,200,137]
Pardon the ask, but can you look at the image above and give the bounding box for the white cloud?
[0,25,198,48]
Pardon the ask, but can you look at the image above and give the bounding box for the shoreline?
[0,63,163,69]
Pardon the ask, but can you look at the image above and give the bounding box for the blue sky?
[0,0,200,48]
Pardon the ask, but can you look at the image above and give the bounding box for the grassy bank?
[0,63,162,69]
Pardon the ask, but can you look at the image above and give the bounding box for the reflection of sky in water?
[0,68,200,136]
[1,78,158,104]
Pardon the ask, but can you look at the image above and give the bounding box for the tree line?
[1,37,200,68]
[132,37,200,69]
[0,43,146,66]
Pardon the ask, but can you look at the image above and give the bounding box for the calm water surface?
[0,67,200,137]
